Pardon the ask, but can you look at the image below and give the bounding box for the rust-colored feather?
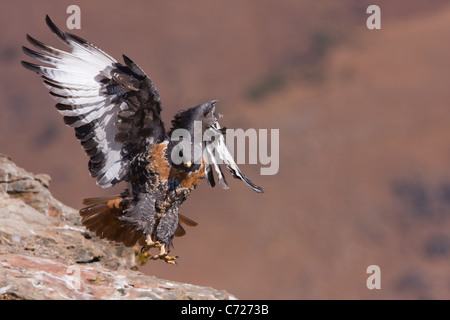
[179,214,198,227]
[79,195,145,247]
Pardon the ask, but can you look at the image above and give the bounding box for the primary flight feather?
[22,16,263,264]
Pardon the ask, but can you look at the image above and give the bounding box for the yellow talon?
[145,235,163,249]
[149,244,178,265]
[164,256,177,265]
[141,238,178,265]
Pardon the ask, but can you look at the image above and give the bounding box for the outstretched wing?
[204,120,264,193]
[170,100,264,193]
[21,16,165,188]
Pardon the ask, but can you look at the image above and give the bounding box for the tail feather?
[80,195,198,243]
[175,224,186,237]
[179,214,198,227]
[82,195,121,206]
[175,214,199,237]
[79,195,145,247]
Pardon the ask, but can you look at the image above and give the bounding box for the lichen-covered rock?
[0,154,63,217]
[0,154,236,300]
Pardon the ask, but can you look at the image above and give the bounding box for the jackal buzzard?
[21,16,263,264]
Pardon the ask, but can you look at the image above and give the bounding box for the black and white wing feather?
[203,117,264,194]
[21,16,165,188]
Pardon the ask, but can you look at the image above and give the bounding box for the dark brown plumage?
[22,16,263,264]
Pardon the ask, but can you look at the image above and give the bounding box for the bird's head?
[167,100,219,172]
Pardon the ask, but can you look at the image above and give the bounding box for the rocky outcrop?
[0,154,235,300]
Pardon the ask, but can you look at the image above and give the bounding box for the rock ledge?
[0,154,235,300]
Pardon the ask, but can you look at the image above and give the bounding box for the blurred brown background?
[2,0,450,299]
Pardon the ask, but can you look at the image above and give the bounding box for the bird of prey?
[21,16,263,264]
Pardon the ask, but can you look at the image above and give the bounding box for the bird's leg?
[135,236,166,266]
[150,244,178,265]
[141,236,177,264]
[142,234,163,252]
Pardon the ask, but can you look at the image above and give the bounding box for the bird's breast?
[147,142,171,181]
[146,142,206,190]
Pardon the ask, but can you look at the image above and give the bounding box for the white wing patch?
[204,122,264,193]
[22,17,125,187]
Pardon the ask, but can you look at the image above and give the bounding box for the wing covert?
[21,15,165,188]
